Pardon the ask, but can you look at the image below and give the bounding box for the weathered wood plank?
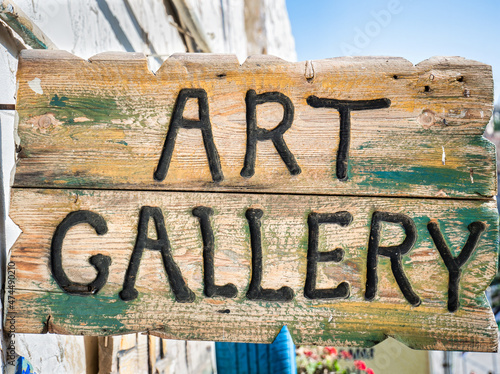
[8,50,499,352]
[7,188,498,351]
[13,50,496,198]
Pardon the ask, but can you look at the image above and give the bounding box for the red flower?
[304,350,313,357]
[366,369,375,374]
[324,347,337,355]
[354,360,367,370]
[341,350,353,359]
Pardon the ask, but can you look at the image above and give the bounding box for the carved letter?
[241,90,300,178]
[119,206,195,302]
[306,96,390,181]
[427,220,486,312]
[192,206,238,298]
[154,88,223,182]
[305,212,352,299]
[51,210,111,295]
[365,211,420,306]
[246,208,294,301]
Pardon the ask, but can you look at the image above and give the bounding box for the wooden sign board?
[6,50,499,352]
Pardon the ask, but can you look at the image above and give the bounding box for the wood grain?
[8,188,499,351]
[13,50,496,198]
[8,51,499,352]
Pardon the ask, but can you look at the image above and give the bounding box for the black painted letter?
[241,90,301,178]
[192,206,238,298]
[51,210,111,295]
[304,212,352,299]
[306,96,390,181]
[365,211,420,306]
[154,88,223,182]
[427,220,486,312]
[119,206,195,302]
[246,208,294,301]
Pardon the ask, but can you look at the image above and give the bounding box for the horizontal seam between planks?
[9,185,496,202]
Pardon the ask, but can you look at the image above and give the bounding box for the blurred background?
[0,0,498,373]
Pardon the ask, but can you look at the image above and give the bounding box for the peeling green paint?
[50,94,69,107]
[34,291,128,335]
[351,135,496,197]
[353,165,488,196]
[19,93,138,127]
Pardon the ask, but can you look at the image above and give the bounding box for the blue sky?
[286,0,500,103]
